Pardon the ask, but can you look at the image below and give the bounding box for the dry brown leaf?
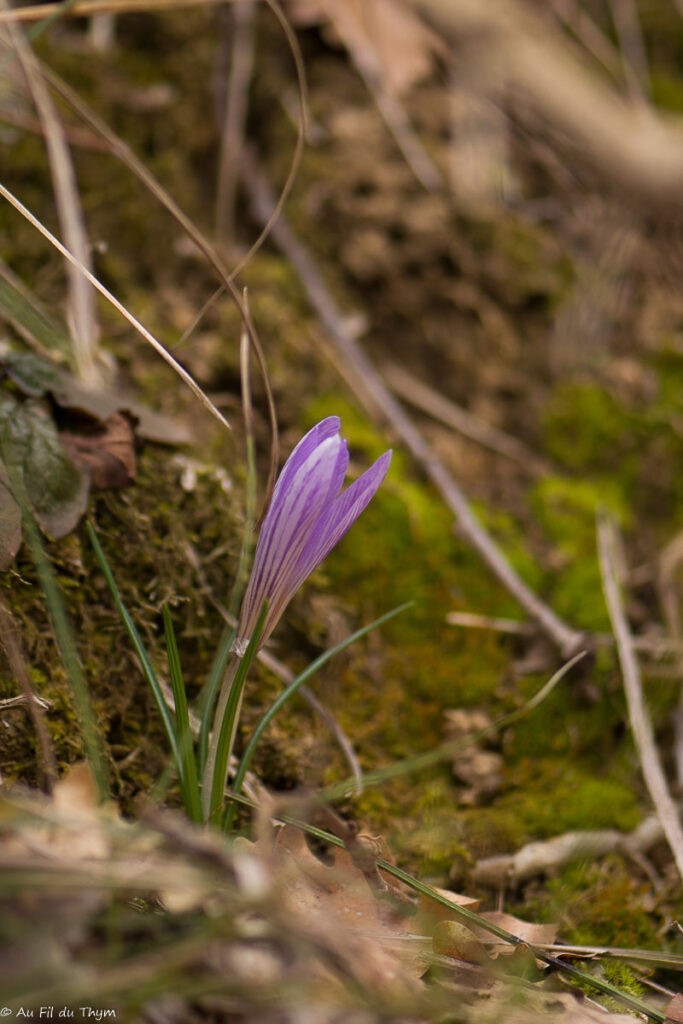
[0,458,22,569]
[268,825,427,992]
[474,910,558,955]
[666,992,683,1023]
[60,410,137,489]
[473,984,641,1024]
[418,884,480,923]
[432,920,489,963]
[52,760,100,814]
[288,0,443,96]
[0,763,115,864]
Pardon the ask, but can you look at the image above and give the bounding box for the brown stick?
[0,0,236,22]
[418,0,683,218]
[598,513,683,882]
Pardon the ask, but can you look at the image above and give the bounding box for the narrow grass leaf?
[0,273,71,357]
[208,601,267,828]
[197,624,235,774]
[379,861,666,1022]
[320,649,587,801]
[86,520,180,767]
[225,600,413,828]
[162,604,202,823]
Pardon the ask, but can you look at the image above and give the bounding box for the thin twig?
[597,512,683,881]
[215,0,255,245]
[607,0,652,104]
[0,694,50,710]
[473,814,669,888]
[242,151,586,659]
[0,182,232,434]
[446,609,682,657]
[40,57,281,516]
[417,0,683,218]
[318,0,442,191]
[550,0,624,82]
[657,529,683,788]
[2,19,101,387]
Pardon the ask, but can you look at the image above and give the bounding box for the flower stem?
[201,601,268,825]
[201,656,239,823]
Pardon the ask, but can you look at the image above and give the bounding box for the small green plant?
[88,415,397,828]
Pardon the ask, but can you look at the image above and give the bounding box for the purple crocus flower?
[235,416,391,655]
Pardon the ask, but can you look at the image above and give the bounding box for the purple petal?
[238,426,349,641]
[235,413,392,655]
[286,449,392,598]
[270,416,341,504]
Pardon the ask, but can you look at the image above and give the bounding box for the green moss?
[530,475,629,630]
[501,765,641,837]
[301,393,515,722]
[651,70,683,112]
[0,442,246,807]
[542,385,639,474]
[530,858,663,949]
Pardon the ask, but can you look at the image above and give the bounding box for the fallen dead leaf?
[432,920,489,963]
[265,824,427,993]
[474,910,558,956]
[288,0,444,96]
[39,762,113,861]
[60,411,137,489]
[666,992,683,1023]
[0,458,22,569]
[418,884,480,924]
[471,984,642,1024]
[1,349,192,445]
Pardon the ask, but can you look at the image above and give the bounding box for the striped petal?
[235,418,391,654]
[269,416,341,503]
[287,450,392,599]
[238,426,348,644]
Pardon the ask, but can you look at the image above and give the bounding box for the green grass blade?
[197,624,236,775]
[378,861,666,1022]
[162,604,202,824]
[225,601,413,828]
[86,521,180,767]
[0,275,72,358]
[207,602,268,828]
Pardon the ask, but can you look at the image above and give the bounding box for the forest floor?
[0,1,682,1020]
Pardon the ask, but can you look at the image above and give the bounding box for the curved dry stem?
[39,61,280,520]
[419,0,683,218]
[598,512,683,882]
[0,183,232,431]
[2,14,100,386]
